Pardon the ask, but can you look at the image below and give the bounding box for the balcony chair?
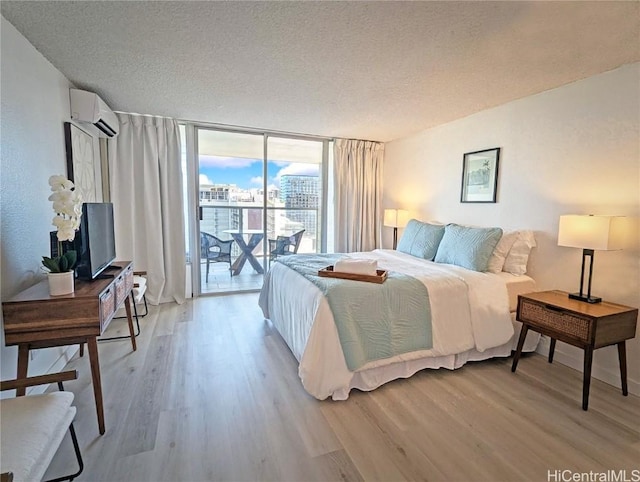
[201,231,234,281]
[0,370,84,482]
[268,229,305,267]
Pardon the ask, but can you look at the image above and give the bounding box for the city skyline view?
[199,155,319,190]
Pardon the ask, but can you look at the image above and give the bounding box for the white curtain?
[108,114,185,305]
[334,138,384,252]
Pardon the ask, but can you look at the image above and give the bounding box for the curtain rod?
[115,111,385,144]
[176,115,335,142]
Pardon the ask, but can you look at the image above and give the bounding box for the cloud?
[270,161,290,167]
[250,176,263,185]
[276,163,320,180]
[198,155,259,169]
[199,174,213,185]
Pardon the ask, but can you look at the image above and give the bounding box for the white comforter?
[259,249,516,400]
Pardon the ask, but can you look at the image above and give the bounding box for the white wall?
[0,16,86,388]
[384,63,640,394]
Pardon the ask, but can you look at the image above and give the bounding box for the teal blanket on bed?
[277,254,432,371]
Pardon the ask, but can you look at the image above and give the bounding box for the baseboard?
[536,337,639,396]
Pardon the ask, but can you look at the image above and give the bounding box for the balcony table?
[222,229,265,275]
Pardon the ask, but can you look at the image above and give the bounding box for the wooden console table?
[2,261,137,435]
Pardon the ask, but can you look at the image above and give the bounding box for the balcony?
[198,205,318,294]
[200,256,265,293]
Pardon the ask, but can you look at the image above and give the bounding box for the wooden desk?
[512,290,638,410]
[2,261,137,434]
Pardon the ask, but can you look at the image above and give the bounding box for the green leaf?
[42,250,77,273]
[42,256,61,273]
[59,255,69,272]
[63,250,77,270]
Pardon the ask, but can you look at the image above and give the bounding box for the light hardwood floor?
[44,293,640,481]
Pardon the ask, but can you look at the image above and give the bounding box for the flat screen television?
[74,202,117,280]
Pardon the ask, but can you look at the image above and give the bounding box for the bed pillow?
[434,224,503,272]
[503,230,536,275]
[486,231,519,273]
[396,219,445,260]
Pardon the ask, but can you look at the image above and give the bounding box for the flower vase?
[48,271,74,296]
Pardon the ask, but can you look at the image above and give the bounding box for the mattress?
[260,250,540,400]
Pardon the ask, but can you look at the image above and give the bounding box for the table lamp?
[384,209,409,249]
[557,214,624,303]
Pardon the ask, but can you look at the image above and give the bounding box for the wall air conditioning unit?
[69,89,119,138]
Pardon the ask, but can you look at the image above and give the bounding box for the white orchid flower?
[48,175,74,192]
[57,228,76,242]
[47,175,83,244]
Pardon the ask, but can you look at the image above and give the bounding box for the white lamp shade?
[384,209,409,228]
[558,215,624,251]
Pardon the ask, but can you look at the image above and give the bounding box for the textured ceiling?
[2,1,639,142]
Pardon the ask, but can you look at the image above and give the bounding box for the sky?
[199,156,319,190]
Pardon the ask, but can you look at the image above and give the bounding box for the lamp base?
[568,292,602,304]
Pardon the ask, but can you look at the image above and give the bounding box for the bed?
[259,245,539,401]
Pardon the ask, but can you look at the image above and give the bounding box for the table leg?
[617,341,628,396]
[230,234,264,275]
[87,337,106,434]
[16,344,29,396]
[230,235,248,275]
[548,338,556,363]
[511,324,529,372]
[244,234,264,274]
[582,346,593,411]
[124,297,137,351]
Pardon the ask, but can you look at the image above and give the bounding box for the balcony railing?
[199,205,319,259]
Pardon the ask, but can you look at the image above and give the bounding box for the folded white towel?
[334,258,378,276]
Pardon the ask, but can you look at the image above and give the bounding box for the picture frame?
[64,122,102,202]
[460,147,500,203]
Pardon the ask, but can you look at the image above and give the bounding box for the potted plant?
[42,175,82,296]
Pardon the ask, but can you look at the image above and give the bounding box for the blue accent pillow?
[434,224,503,272]
[396,220,445,260]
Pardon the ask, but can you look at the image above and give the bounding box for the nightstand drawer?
[519,298,590,343]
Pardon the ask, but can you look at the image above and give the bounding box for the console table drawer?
[100,287,115,333]
[519,298,590,343]
[115,265,134,308]
[124,265,134,294]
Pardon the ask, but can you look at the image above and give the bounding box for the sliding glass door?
[191,127,328,295]
[265,136,324,259]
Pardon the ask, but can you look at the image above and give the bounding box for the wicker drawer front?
[124,266,134,293]
[115,275,126,307]
[100,288,115,332]
[520,300,590,343]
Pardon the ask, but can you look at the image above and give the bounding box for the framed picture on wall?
[64,122,102,202]
[460,147,500,203]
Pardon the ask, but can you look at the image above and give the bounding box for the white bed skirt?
[324,317,539,400]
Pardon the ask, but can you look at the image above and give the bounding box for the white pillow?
[486,231,519,273]
[503,231,536,275]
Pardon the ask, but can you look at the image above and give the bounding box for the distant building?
[279,175,319,239]
[279,175,318,208]
[200,184,232,202]
[197,178,318,255]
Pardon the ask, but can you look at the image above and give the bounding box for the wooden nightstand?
[511,290,638,410]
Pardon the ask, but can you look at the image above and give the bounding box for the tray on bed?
[318,265,388,283]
